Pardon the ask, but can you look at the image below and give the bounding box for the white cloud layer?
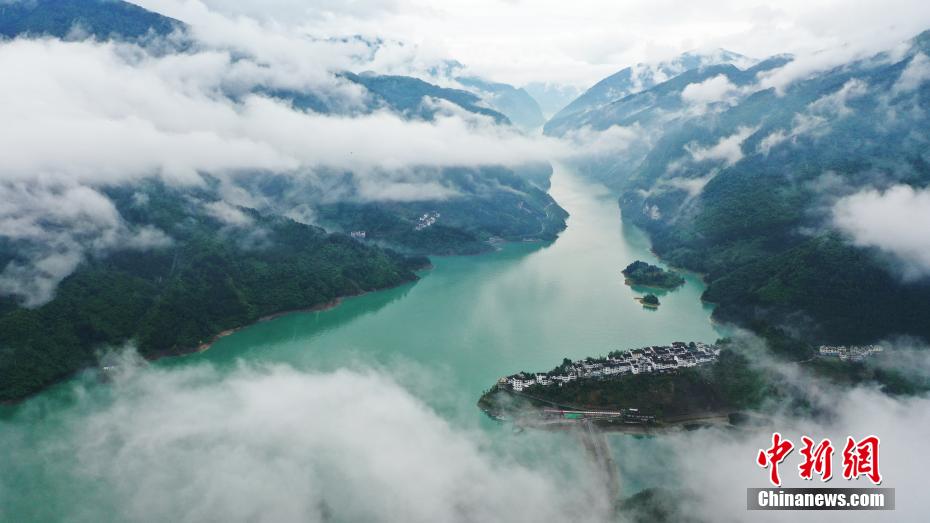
[641,385,930,522]
[131,0,930,88]
[561,124,640,157]
[681,74,739,105]
[3,341,930,522]
[3,0,928,306]
[0,183,173,306]
[0,360,610,522]
[833,185,930,278]
[758,78,870,155]
[0,36,570,305]
[685,126,757,166]
[0,39,560,185]
[600,333,930,522]
[894,52,930,94]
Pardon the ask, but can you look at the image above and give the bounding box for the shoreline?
[1,266,432,407]
[151,268,432,362]
[176,233,564,356]
[196,297,344,352]
[514,412,734,435]
[634,296,660,308]
[2,228,560,406]
[170,233,554,357]
[3,221,564,405]
[479,387,736,435]
[622,277,684,291]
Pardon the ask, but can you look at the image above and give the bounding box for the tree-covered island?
[637,293,660,308]
[622,260,685,289]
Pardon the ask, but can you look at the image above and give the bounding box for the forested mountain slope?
[551,33,930,346]
[0,0,566,400]
[0,0,181,40]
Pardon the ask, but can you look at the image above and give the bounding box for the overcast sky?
[136,0,930,87]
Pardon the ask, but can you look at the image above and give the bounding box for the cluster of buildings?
[502,341,720,392]
[818,345,884,362]
[414,211,440,231]
[347,212,439,238]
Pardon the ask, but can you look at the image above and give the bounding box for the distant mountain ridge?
[344,72,511,124]
[0,0,182,40]
[523,82,584,120]
[545,49,754,134]
[0,0,537,130]
[456,76,545,130]
[545,57,789,137]
[550,31,930,346]
[0,0,569,401]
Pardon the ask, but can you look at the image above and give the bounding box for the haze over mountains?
[0,0,567,399]
[4,2,930,522]
[550,29,930,348]
[1,0,930,397]
[0,0,182,41]
[545,49,757,134]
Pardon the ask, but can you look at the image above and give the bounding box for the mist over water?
[0,165,723,522]
[172,164,722,403]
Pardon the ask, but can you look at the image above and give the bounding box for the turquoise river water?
[0,165,724,520]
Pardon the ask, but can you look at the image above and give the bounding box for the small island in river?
[636,293,660,308]
[622,260,685,289]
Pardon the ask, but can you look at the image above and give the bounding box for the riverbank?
[0,165,727,521]
[1,263,434,406]
[136,263,438,362]
[634,296,659,308]
[514,411,735,435]
[480,385,738,435]
[186,298,345,355]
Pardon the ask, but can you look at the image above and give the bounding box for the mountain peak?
[912,28,930,53]
[545,48,755,130]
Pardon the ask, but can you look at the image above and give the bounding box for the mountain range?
[0,0,566,400]
[545,49,755,134]
[3,0,930,400]
[550,32,930,349]
[0,0,181,40]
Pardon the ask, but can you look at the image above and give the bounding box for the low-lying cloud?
[561,124,641,157]
[607,331,930,522]
[685,126,757,166]
[681,74,739,105]
[0,359,610,522]
[142,0,930,89]
[0,38,561,184]
[758,79,870,155]
[628,385,930,522]
[833,184,930,278]
[893,52,930,94]
[0,35,574,306]
[3,337,930,522]
[0,183,173,306]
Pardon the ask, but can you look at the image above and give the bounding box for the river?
[168,164,720,399]
[0,164,723,520]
